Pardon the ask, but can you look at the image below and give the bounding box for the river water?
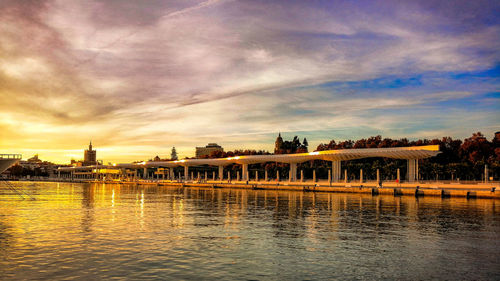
[0,182,498,280]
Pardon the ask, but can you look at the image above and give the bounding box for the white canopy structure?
[58,145,439,182]
[0,154,22,174]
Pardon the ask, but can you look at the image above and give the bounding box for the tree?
[8,164,23,177]
[459,132,493,164]
[315,132,499,181]
[275,134,308,154]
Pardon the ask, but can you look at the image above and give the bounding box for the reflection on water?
[0,182,498,280]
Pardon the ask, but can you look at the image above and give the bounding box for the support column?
[328,169,331,184]
[485,164,489,183]
[218,166,224,180]
[204,171,207,181]
[242,164,248,181]
[143,167,147,179]
[407,159,416,182]
[344,169,347,183]
[360,169,363,184]
[376,169,380,186]
[276,170,280,182]
[58,171,60,178]
[184,166,189,181]
[191,171,194,181]
[332,161,341,182]
[228,171,231,182]
[265,170,268,181]
[416,160,419,181]
[237,171,240,181]
[255,171,258,181]
[397,168,400,183]
[300,170,304,182]
[170,168,174,180]
[289,163,297,182]
[212,171,215,181]
[313,170,316,182]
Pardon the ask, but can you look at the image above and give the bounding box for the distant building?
[6,154,62,178]
[27,154,42,163]
[171,147,178,160]
[196,143,223,158]
[83,141,97,166]
[274,133,283,153]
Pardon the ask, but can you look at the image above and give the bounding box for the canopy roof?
[58,145,439,171]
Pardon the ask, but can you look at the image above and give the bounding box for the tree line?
[193,132,499,181]
[315,132,499,181]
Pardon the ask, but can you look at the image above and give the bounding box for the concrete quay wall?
[93,180,500,200]
[21,178,499,199]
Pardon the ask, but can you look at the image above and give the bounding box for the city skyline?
[1,0,499,163]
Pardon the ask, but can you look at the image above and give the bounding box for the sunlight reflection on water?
[0,182,499,280]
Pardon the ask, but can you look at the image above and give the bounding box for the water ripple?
[0,182,498,280]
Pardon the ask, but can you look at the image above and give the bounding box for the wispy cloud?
[0,0,498,162]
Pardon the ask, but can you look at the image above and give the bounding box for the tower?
[171,147,178,160]
[84,141,97,165]
[274,133,283,154]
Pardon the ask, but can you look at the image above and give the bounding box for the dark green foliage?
[316,132,500,180]
[275,135,309,154]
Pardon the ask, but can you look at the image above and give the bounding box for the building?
[196,143,223,158]
[274,133,284,153]
[59,145,440,183]
[83,141,97,166]
[171,147,178,160]
[5,154,62,178]
[27,154,42,164]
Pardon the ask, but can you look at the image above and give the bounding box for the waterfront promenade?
[24,177,500,200]
[58,145,441,184]
[48,144,500,199]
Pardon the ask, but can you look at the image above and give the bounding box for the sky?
[0,0,499,163]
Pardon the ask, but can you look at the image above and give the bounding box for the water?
[0,182,498,280]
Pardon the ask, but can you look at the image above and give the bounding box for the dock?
[39,178,500,200]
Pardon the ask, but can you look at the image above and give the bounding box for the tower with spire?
[171,146,178,160]
[84,141,97,166]
[274,132,284,154]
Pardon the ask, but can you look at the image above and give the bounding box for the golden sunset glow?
[0,0,498,164]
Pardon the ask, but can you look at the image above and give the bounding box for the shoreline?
[9,178,500,200]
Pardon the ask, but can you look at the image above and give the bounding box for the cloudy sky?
[0,0,499,163]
